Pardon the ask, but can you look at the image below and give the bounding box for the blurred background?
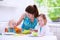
[0,0,60,40]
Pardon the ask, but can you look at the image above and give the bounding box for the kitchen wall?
[0,0,34,21]
[0,0,34,33]
[0,0,60,40]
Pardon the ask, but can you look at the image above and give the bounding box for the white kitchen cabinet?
[0,0,34,21]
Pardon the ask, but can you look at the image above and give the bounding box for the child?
[5,20,22,33]
[35,14,52,36]
[5,20,16,32]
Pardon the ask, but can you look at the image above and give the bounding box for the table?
[0,34,57,40]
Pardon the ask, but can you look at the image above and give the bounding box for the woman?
[9,5,39,31]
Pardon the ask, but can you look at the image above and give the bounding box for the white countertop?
[0,34,57,40]
[0,22,59,40]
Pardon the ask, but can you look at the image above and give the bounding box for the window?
[34,0,60,22]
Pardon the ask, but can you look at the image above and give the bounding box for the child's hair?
[25,5,39,18]
[38,14,47,25]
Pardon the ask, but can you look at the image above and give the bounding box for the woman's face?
[38,16,44,26]
[26,12,34,20]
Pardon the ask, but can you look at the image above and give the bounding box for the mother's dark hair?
[33,5,39,18]
[25,5,39,18]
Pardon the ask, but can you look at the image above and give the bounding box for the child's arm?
[40,27,46,36]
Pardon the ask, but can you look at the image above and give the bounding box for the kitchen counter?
[0,33,57,40]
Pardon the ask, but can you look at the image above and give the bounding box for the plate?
[3,32,15,35]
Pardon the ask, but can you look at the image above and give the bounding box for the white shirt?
[35,23,53,36]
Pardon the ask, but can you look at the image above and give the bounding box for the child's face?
[38,16,44,26]
[9,20,16,28]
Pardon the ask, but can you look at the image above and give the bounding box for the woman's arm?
[16,14,25,26]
